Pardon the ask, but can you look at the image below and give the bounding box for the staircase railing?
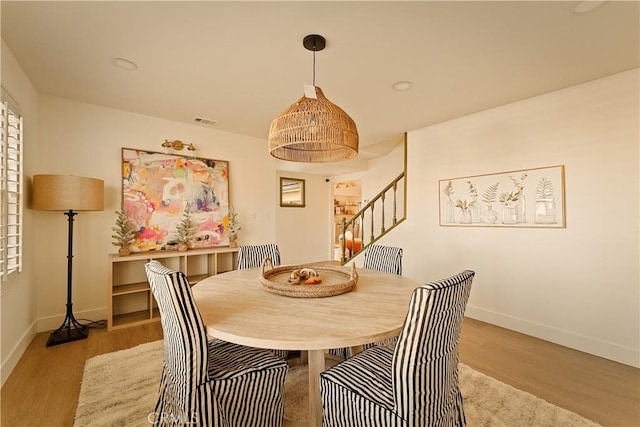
[339,135,407,265]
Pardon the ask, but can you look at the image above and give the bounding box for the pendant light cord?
[312,49,316,86]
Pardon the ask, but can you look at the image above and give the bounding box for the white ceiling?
[2,1,638,175]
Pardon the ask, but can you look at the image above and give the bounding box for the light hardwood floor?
[1,318,638,426]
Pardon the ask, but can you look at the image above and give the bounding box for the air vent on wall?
[193,116,218,126]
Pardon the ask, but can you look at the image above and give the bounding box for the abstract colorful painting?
[121,148,231,252]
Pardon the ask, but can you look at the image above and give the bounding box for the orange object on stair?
[345,239,362,253]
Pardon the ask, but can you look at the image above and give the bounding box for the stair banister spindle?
[350,221,356,256]
[370,203,375,243]
[340,216,347,264]
[393,181,398,225]
[381,192,386,234]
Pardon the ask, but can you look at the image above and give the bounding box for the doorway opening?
[332,180,362,260]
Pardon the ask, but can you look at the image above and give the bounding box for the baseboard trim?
[466,305,639,368]
[1,320,37,387]
[36,307,107,333]
[2,307,109,387]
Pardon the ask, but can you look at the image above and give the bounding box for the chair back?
[237,243,281,270]
[392,270,475,426]
[145,261,209,390]
[363,244,403,275]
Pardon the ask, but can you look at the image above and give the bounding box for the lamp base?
[46,325,89,347]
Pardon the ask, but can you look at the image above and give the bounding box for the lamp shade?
[32,174,104,211]
[268,86,359,163]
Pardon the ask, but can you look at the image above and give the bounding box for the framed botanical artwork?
[438,165,565,228]
[121,148,231,251]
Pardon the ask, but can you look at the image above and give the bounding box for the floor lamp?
[32,174,104,347]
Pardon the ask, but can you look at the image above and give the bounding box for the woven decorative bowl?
[259,258,358,298]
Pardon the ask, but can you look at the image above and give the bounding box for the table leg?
[308,349,325,427]
[350,344,364,357]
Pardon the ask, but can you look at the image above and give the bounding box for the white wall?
[0,40,39,386]
[33,95,279,331]
[276,172,331,265]
[380,69,639,367]
[1,77,333,382]
[0,45,333,383]
[3,35,637,388]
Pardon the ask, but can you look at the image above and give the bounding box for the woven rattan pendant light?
[268,34,359,162]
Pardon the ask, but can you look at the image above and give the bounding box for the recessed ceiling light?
[392,81,413,91]
[111,57,138,71]
[573,1,608,15]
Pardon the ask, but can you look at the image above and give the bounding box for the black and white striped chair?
[145,260,288,427]
[320,270,475,427]
[237,243,281,270]
[328,244,404,360]
[363,244,403,275]
[236,243,290,360]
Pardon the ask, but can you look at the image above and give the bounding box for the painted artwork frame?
[439,165,565,228]
[121,148,231,252]
[280,177,306,207]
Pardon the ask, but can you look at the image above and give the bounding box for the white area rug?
[75,341,601,426]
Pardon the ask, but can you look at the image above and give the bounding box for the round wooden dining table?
[191,265,419,427]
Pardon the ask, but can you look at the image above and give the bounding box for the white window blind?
[1,101,23,280]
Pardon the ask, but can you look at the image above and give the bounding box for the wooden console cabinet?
[107,247,238,330]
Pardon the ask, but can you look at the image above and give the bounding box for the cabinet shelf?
[107,247,238,330]
[188,274,209,285]
[113,282,150,296]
